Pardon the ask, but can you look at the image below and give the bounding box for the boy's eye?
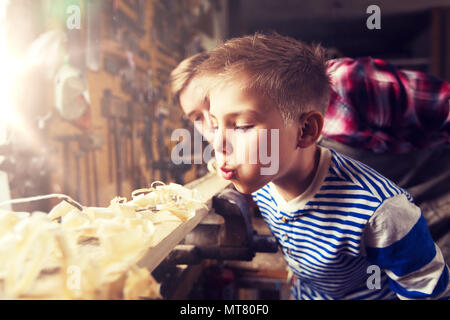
[234,125,254,132]
[193,115,203,123]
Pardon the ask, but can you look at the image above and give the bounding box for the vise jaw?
[164,188,278,264]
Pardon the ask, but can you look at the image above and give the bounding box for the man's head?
[170,52,214,142]
[197,33,330,194]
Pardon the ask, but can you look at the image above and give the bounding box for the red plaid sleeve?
[322,57,450,153]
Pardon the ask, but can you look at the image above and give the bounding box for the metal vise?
[161,188,278,265]
[152,188,279,298]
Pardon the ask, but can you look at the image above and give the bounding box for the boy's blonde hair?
[170,52,209,103]
[198,32,331,122]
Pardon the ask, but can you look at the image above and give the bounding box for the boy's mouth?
[219,167,236,180]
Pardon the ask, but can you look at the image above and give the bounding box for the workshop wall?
[51,0,228,208]
[3,0,228,212]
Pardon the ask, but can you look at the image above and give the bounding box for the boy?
[171,52,450,205]
[195,32,449,300]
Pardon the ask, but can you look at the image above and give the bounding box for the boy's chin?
[230,181,260,194]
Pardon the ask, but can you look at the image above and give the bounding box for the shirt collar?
[267,146,331,215]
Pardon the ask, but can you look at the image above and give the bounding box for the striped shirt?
[251,146,450,300]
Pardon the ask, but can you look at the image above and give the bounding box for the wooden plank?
[137,173,230,272]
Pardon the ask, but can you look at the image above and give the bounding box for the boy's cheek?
[233,164,274,193]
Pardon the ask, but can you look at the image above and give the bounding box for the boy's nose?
[213,129,233,156]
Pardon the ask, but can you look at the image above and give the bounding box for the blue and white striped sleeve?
[362,194,450,300]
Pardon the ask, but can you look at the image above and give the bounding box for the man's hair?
[170,52,209,103]
[198,32,331,121]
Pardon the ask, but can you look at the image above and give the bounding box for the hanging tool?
[55,134,103,206]
[74,150,84,203]
[115,8,145,37]
[140,117,154,173]
[91,150,99,206]
[154,104,169,181]
[101,89,128,196]
[54,135,85,199]
[123,0,146,25]
[77,133,104,207]
[103,52,127,75]
[127,101,145,189]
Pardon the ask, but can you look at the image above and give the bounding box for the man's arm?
[324,57,450,154]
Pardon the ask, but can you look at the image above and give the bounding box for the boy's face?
[209,82,300,194]
[179,78,215,143]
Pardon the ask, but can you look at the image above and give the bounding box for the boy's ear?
[296,111,324,148]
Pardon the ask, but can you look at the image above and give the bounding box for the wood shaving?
[0,182,205,299]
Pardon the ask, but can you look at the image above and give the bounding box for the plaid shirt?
[322,57,450,154]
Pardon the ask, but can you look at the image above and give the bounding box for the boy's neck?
[271,144,321,202]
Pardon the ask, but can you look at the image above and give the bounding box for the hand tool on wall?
[106,118,114,183]
[120,124,131,179]
[123,0,146,26]
[54,135,85,199]
[91,150,99,206]
[140,117,154,173]
[112,4,145,38]
[101,89,129,196]
[152,0,182,53]
[117,8,145,37]
[103,52,127,76]
[112,118,122,196]
[103,51,144,187]
[77,133,104,206]
[105,52,147,102]
[127,101,145,189]
[123,0,138,14]
[55,133,104,206]
[84,150,92,205]
[74,150,84,203]
[119,63,137,97]
[136,0,146,26]
[105,0,148,57]
[154,105,169,181]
